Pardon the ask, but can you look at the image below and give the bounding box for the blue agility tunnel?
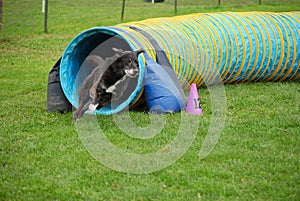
[58,12,300,115]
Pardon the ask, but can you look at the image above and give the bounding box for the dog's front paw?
[88,103,99,114]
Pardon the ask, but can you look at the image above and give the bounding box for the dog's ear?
[135,48,145,56]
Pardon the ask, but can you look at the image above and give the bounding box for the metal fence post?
[175,0,177,15]
[259,0,262,5]
[121,0,126,21]
[0,0,3,30]
[218,0,221,6]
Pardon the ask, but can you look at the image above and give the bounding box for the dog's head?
[112,48,145,78]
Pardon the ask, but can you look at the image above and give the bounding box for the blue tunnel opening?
[60,27,146,115]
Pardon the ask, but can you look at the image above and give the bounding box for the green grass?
[1,0,299,200]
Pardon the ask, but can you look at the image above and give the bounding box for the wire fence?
[0,0,299,34]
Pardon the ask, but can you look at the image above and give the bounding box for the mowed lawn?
[0,0,299,200]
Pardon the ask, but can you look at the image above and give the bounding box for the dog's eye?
[128,59,132,64]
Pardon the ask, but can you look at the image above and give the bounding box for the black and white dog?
[73,48,144,120]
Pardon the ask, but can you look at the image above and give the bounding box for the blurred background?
[1,0,299,35]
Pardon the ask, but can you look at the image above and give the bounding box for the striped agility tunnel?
[59,12,300,115]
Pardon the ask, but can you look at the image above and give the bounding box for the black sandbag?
[47,58,72,113]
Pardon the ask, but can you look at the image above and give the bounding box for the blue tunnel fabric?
[60,12,300,115]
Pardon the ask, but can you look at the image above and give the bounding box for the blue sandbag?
[144,55,186,114]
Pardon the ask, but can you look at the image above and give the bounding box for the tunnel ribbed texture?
[60,12,300,115]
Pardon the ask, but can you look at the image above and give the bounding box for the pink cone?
[186,83,202,115]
